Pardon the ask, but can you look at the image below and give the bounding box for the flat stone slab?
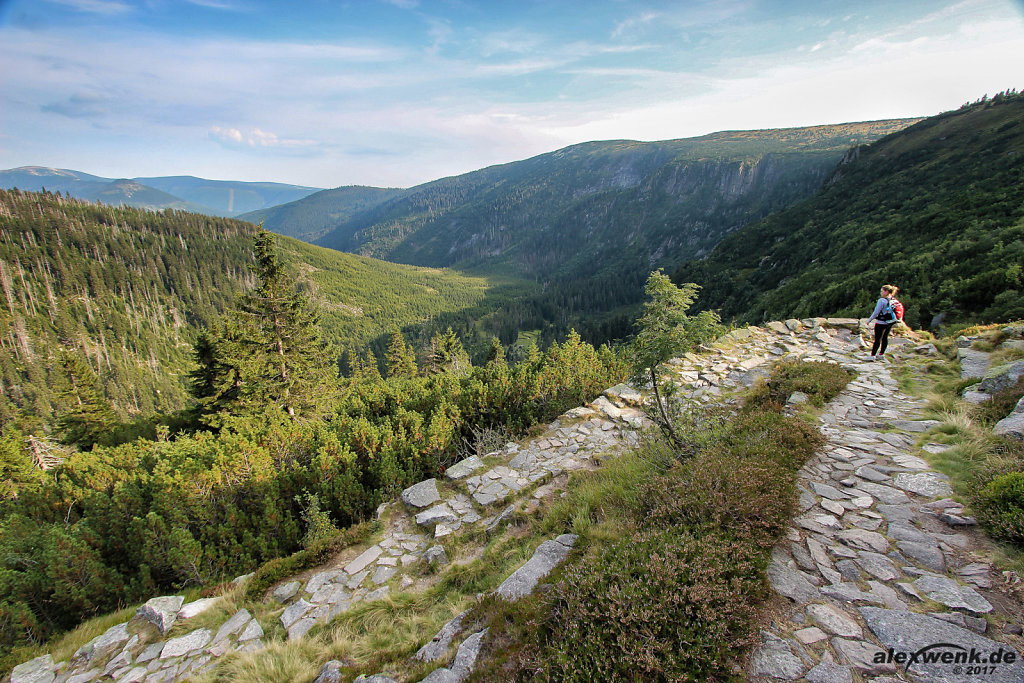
[893,472,953,497]
[401,478,441,508]
[750,631,805,680]
[273,580,301,602]
[860,607,1022,682]
[280,598,314,629]
[807,603,862,638]
[804,661,853,683]
[10,655,55,683]
[446,456,485,480]
[415,503,458,528]
[178,597,220,619]
[914,575,993,615]
[345,545,383,575]
[160,627,212,659]
[496,535,577,601]
[837,529,889,553]
[767,559,820,603]
[213,608,252,644]
[415,610,470,662]
[854,481,911,505]
[958,348,991,379]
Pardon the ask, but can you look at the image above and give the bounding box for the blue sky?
[1,0,1022,188]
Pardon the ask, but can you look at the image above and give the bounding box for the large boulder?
[401,479,441,509]
[495,535,577,601]
[994,396,1024,441]
[978,360,1024,394]
[136,595,184,634]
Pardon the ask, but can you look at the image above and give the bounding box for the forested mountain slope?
[0,190,494,422]
[674,92,1024,328]
[308,121,915,343]
[238,185,404,241]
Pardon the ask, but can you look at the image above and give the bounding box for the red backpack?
[891,298,905,321]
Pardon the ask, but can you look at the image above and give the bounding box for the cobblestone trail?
[13,318,1023,683]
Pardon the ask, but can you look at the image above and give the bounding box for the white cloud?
[209,126,314,148]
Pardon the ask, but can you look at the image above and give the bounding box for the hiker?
[866,284,900,360]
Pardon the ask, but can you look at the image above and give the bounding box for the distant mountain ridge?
[239,185,404,242]
[289,120,919,344]
[0,166,322,216]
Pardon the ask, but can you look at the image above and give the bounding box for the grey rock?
[84,622,130,661]
[136,642,162,663]
[978,359,1024,393]
[425,544,449,567]
[887,522,936,546]
[451,629,488,677]
[605,383,643,406]
[893,472,953,497]
[913,575,993,614]
[875,504,914,524]
[313,660,345,683]
[415,610,470,662]
[401,478,441,509]
[160,628,212,659]
[958,348,991,379]
[831,637,894,674]
[787,391,809,405]
[446,456,485,480]
[365,586,390,602]
[994,397,1024,440]
[238,618,264,642]
[65,669,101,683]
[860,607,1023,682]
[288,617,317,640]
[854,481,910,505]
[898,541,947,572]
[810,481,849,500]
[836,529,889,553]
[485,505,515,535]
[345,545,383,575]
[306,570,344,595]
[856,552,900,581]
[767,559,820,603]
[273,580,301,602]
[420,668,461,683]
[820,583,884,605]
[804,661,853,683]
[749,631,805,680]
[136,595,184,634]
[10,655,55,683]
[496,534,577,601]
[280,599,314,629]
[213,608,252,644]
[178,597,219,619]
[806,603,862,638]
[890,419,941,433]
[356,677,399,683]
[372,566,397,585]
[854,466,888,483]
[963,389,993,404]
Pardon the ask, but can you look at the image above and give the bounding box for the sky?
[1,0,1022,189]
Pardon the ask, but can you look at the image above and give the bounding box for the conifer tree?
[55,350,118,449]
[485,336,506,366]
[218,226,337,422]
[385,328,418,378]
[424,327,470,375]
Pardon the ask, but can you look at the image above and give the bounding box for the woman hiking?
[866,284,900,360]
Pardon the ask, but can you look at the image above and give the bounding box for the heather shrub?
[972,471,1024,548]
[541,529,763,682]
[746,359,853,409]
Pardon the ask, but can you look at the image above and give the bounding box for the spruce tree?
[385,328,418,378]
[218,226,337,422]
[55,350,118,449]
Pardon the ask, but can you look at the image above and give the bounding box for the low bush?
[541,529,764,682]
[973,471,1024,547]
[746,360,853,409]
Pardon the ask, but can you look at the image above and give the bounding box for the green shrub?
[973,471,1024,547]
[540,528,763,682]
[746,360,853,409]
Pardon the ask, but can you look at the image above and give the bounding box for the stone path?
[751,331,1024,682]
[15,317,1023,683]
